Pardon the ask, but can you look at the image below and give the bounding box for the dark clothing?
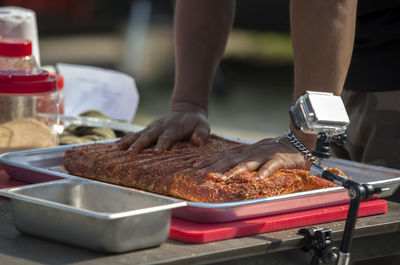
[334,1,400,171]
[337,89,400,170]
[344,0,400,92]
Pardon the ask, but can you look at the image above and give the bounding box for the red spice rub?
[63,135,337,203]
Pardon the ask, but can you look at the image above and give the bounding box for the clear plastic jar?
[0,69,59,154]
[50,73,65,115]
[0,38,39,70]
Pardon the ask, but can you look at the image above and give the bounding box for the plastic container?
[50,73,65,115]
[0,69,59,154]
[0,38,39,70]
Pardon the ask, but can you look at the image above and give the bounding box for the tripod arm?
[310,165,365,189]
[309,165,383,265]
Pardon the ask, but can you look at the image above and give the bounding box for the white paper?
[57,63,139,122]
[0,6,41,65]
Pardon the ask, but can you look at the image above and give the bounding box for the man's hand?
[118,105,210,154]
[194,137,311,179]
[118,0,235,154]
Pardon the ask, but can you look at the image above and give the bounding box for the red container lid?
[50,73,64,90]
[0,69,57,94]
[0,38,32,57]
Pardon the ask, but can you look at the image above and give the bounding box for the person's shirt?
[344,0,400,92]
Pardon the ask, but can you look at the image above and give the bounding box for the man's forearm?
[290,0,357,99]
[170,0,235,112]
[290,0,357,149]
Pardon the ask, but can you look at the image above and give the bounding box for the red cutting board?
[0,170,28,189]
[0,170,29,199]
[169,199,387,244]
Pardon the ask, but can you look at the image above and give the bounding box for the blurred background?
[0,0,294,142]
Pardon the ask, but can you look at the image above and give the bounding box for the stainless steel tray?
[0,178,186,253]
[0,140,117,183]
[1,141,400,223]
[175,159,400,222]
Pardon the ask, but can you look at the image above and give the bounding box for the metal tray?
[1,141,400,223]
[0,140,118,183]
[175,159,400,222]
[0,178,186,253]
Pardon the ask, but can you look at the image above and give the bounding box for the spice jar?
[50,73,65,115]
[0,69,59,154]
[0,38,39,70]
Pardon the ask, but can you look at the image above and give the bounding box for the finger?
[128,129,160,153]
[154,129,182,153]
[118,133,140,150]
[198,154,243,175]
[194,143,246,169]
[193,152,225,168]
[255,159,284,179]
[191,123,210,146]
[225,161,262,178]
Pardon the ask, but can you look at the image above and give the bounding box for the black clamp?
[312,133,347,159]
[299,227,339,265]
[299,132,385,265]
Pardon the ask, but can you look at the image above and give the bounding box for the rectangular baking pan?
[174,159,400,222]
[0,178,186,253]
[1,141,400,223]
[0,141,117,183]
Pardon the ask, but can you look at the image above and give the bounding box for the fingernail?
[128,146,139,154]
[198,169,207,175]
[191,137,200,146]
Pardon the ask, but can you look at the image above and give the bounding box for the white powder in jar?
[0,118,57,154]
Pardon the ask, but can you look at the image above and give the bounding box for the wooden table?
[1,196,400,265]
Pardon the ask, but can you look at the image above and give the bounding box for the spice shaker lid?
[50,73,64,91]
[0,38,32,57]
[0,69,57,93]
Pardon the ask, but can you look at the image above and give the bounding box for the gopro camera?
[289,91,350,134]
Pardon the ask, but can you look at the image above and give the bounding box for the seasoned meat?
[63,135,337,203]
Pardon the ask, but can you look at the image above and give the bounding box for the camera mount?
[289,91,387,265]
